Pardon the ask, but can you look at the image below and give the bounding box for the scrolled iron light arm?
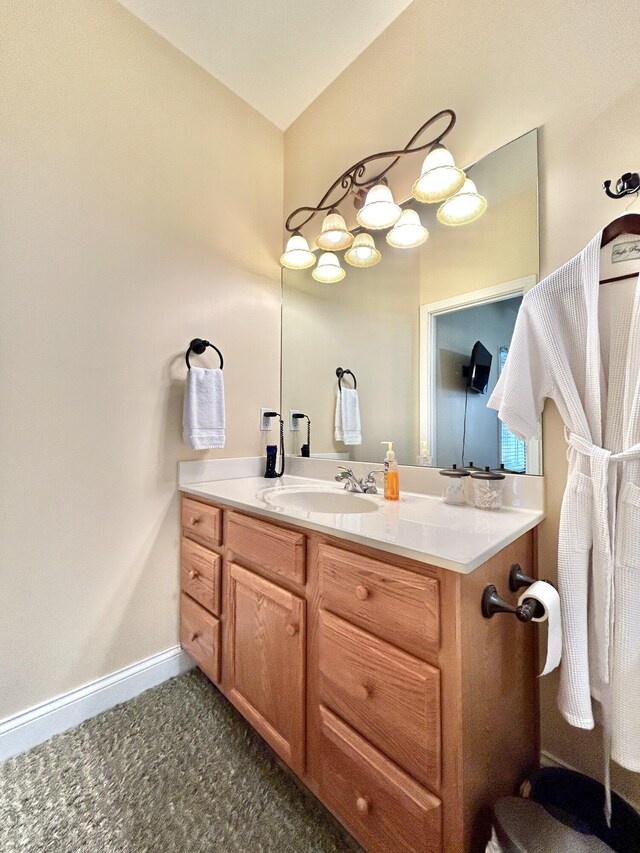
[284,109,457,234]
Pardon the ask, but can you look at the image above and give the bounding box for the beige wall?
[420,188,538,303]
[284,0,640,807]
[0,0,282,718]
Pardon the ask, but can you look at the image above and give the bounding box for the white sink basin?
[264,488,379,515]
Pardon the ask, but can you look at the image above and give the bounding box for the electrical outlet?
[260,408,275,431]
[289,410,302,431]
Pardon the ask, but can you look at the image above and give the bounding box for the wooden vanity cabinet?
[225,562,306,774]
[179,494,538,853]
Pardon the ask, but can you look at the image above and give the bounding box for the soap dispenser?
[417,441,433,467]
[381,441,400,501]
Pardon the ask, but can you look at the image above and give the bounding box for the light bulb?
[386,209,429,248]
[437,178,487,226]
[412,144,466,204]
[312,252,345,283]
[279,232,316,269]
[355,183,402,230]
[344,233,381,267]
[315,209,353,251]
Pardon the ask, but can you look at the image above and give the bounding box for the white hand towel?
[183,367,225,450]
[334,387,362,445]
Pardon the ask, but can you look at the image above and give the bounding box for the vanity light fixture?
[315,208,354,250]
[437,178,487,226]
[280,231,316,269]
[312,252,345,283]
[355,182,402,230]
[344,233,382,267]
[281,109,487,275]
[412,144,466,203]
[386,209,429,248]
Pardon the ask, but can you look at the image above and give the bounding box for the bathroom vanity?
[178,474,542,853]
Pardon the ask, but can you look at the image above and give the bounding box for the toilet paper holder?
[481,564,548,621]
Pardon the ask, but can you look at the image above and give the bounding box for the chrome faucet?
[335,466,384,494]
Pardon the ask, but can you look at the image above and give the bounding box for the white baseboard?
[540,749,578,771]
[0,646,194,764]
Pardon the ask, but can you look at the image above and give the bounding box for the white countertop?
[180,474,543,574]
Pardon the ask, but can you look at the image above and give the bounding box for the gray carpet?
[0,670,361,852]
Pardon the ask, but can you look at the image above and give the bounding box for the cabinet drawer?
[180,593,221,683]
[319,610,441,790]
[181,537,221,615]
[181,496,222,549]
[319,544,439,660]
[227,512,305,585]
[320,706,441,853]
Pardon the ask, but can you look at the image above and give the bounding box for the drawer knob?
[189,569,199,580]
[356,796,371,815]
[358,683,372,700]
[355,584,370,601]
[285,623,299,637]
[190,632,198,642]
[190,516,200,526]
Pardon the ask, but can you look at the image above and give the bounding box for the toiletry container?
[439,464,469,505]
[381,441,400,501]
[470,466,505,510]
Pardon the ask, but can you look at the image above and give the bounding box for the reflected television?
[463,340,492,394]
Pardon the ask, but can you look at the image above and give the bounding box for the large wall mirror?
[282,130,541,474]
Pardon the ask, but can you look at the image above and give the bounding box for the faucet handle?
[362,469,384,494]
[335,466,354,487]
[366,469,385,480]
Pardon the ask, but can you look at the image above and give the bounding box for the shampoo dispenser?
[381,441,400,501]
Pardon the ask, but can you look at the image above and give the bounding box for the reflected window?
[498,346,526,473]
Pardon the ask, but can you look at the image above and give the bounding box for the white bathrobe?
[488,227,640,775]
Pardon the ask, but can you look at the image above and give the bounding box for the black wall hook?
[603,172,640,199]
[185,338,224,370]
[336,367,357,391]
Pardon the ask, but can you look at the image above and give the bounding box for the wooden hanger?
[599,211,640,284]
[601,211,640,247]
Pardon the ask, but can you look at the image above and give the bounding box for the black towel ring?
[185,338,224,370]
[336,367,357,391]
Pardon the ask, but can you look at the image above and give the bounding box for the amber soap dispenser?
[381,441,400,501]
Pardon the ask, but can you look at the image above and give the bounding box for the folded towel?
[334,387,362,445]
[183,367,225,450]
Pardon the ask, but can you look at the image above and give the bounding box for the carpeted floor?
[0,670,361,852]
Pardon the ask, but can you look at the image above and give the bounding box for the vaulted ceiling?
[118,0,415,129]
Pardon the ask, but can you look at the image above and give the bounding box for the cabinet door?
[227,562,306,774]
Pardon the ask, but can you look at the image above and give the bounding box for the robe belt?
[565,431,640,684]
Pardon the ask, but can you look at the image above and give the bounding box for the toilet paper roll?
[518,580,562,676]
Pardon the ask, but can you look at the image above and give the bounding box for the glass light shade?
[437,178,487,226]
[315,209,353,251]
[279,232,316,269]
[355,183,402,230]
[344,233,381,267]
[412,145,466,203]
[386,209,429,248]
[312,252,345,283]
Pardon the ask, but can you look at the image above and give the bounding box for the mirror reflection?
[282,130,541,473]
